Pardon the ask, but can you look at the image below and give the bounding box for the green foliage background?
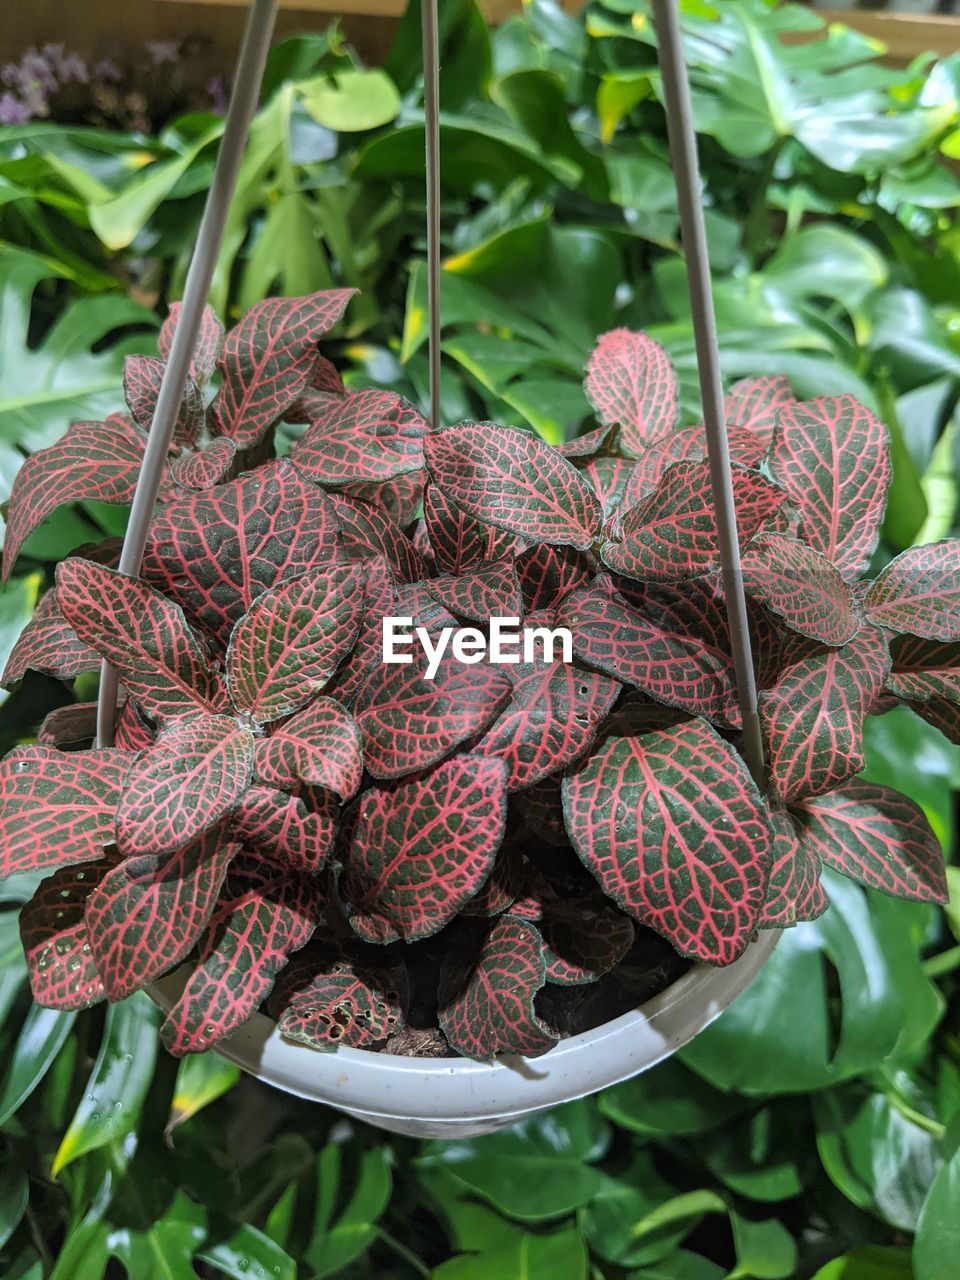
[0,0,960,1275]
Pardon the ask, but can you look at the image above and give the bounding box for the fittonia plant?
[0,291,954,1062]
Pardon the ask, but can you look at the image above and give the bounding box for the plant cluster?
[0,287,956,1063]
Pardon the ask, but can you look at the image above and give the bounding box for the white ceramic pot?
[150,929,777,1138]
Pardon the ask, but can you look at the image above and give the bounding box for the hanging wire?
[421,0,442,430]
[96,0,279,748]
[651,0,766,789]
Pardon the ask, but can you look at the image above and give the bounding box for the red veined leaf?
[864,540,960,641]
[562,720,773,963]
[212,290,355,447]
[342,755,508,943]
[424,559,522,623]
[227,565,365,723]
[143,459,342,646]
[619,423,768,512]
[158,301,224,385]
[603,461,786,582]
[114,700,156,753]
[900,697,960,744]
[85,833,237,1000]
[169,438,237,490]
[423,484,518,574]
[38,702,97,748]
[792,782,947,904]
[769,396,890,579]
[344,470,425,529]
[558,422,617,459]
[254,697,363,800]
[116,715,255,856]
[725,375,795,447]
[473,661,621,792]
[581,455,633,517]
[123,354,203,449]
[508,863,560,923]
[290,388,427,487]
[355,650,512,780]
[0,746,129,878]
[322,557,398,709]
[558,581,736,724]
[539,898,635,986]
[231,785,338,874]
[461,843,524,917]
[760,623,891,803]
[584,329,677,455]
[2,590,99,686]
[758,810,827,929]
[425,422,603,551]
[310,354,345,394]
[161,855,320,1055]
[20,858,120,1010]
[438,917,557,1062]
[3,417,146,581]
[331,493,426,583]
[56,559,227,722]
[275,945,408,1050]
[886,634,960,704]
[516,544,591,613]
[741,534,860,647]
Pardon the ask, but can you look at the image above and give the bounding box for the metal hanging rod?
[651,0,766,789]
[96,0,280,748]
[421,0,442,431]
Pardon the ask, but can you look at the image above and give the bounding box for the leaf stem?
[923,943,960,980]
[375,1226,431,1277]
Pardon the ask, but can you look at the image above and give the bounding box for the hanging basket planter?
[0,0,954,1143]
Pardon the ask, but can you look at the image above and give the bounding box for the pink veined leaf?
[212,289,355,447]
[584,329,678,455]
[864,540,960,641]
[0,746,129,879]
[558,581,737,725]
[461,843,525,917]
[161,855,321,1055]
[516,544,592,613]
[508,863,560,923]
[85,832,238,1000]
[425,422,603,551]
[355,649,512,780]
[56,558,228,722]
[3,417,147,581]
[275,945,408,1050]
[142,459,343,647]
[741,534,860,647]
[562,720,773,963]
[114,700,156,753]
[424,559,523,623]
[423,484,519,574]
[158,302,224,385]
[290,388,427,487]
[322,558,399,709]
[538,898,635,986]
[581,455,634,518]
[898,697,960,745]
[20,858,120,1010]
[2,590,99,686]
[342,755,508,943]
[331,494,426,583]
[310,354,345,394]
[227,564,366,723]
[254,697,363,800]
[558,422,618,459]
[472,661,621,792]
[343,469,425,529]
[169,438,238,490]
[792,781,948,904]
[231,785,338,875]
[758,810,827,929]
[619,424,768,512]
[760,623,891,803]
[123,354,204,449]
[886,635,960,708]
[725,375,795,447]
[768,395,891,579]
[38,702,98,748]
[116,715,255,856]
[602,461,786,582]
[438,917,557,1062]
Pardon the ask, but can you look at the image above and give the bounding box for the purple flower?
[58,54,89,85]
[20,50,57,93]
[207,75,228,115]
[92,58,122,83]
[146,41,178,67]
[0,92,30,125]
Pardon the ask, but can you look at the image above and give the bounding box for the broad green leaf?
[299,69,400,132]
[0,1165,28,1251]
[0,1004,76,1126]
[52,996,159,1176]
[699,1104,814,1203]
[433,1222,587,1279]
[811,1247,914,1280]
[914,1120,960,1280]
[0,575,40,707]
[599,1059,749,1136]
[304,1145,392,1277]
[165,1052,240,1138]
[728,1212,797,1280]
[197,1223,296,1280]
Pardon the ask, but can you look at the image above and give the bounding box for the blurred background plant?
[1,0,960,1275]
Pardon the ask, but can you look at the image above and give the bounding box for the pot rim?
[150,929,778,1124]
